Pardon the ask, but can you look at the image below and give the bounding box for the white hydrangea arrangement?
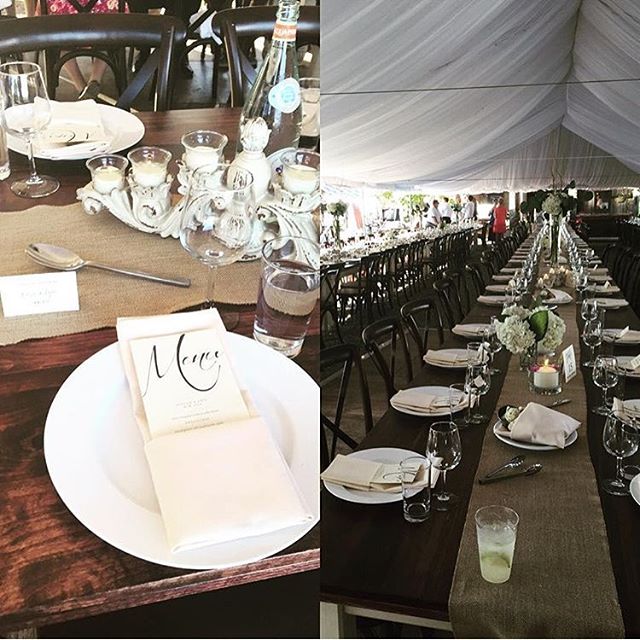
[542,192,563,216]
[495,305,565,355]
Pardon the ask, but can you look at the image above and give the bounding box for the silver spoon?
[26,243,191,288]
[484,455,525,479]
[479,463,542,485]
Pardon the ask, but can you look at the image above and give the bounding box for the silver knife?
[547,398,571,408]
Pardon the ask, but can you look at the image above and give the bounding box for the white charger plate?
[594,298,629,310]
[493,421,578,451]
[44,335,319,570]
[617,356,640,378]
[543,289,573,305]
[322,447,421,504]
[390,385,466,417]
[630,474,640,507]
[603,329,640,344]
[8,104,145,161]
[423,348,486,370]
[452,323,491,338]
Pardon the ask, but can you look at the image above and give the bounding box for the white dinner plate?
[486,284,507,293]
[543,289,573,305]
[630,474,640,508]
[478,295,508,306]
[452,323,491,338]
[594,298,629,310]
[8,104,145,160]
[391,385,466,417]
[616,356,640,378]
[589,275,612,283]
[492,421,578,451]
[622,399,640,420]
[322,447,421,504]
[492,275,513,282]
[603,329,640,344]
[594,285,621,294]
[44,336,319,570]
[500,268,518,274]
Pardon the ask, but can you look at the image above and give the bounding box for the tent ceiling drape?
[322,0,640,191]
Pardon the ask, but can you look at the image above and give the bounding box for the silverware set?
[479,455,543,485]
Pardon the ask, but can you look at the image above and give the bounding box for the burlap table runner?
[449,277,624,636]
[0,203,261,345]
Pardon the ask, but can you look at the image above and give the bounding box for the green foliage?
[528,309,549,342]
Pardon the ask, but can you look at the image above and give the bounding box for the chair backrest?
[320,343,373,470]
[213,5,319,107]
[400,298,444,365]
[0,14,186,111]
[362,317,413,402]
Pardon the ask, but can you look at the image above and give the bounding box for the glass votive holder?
[529,357,563,395]
[86,154,128,194]
[127,147,172,188]
[281,149,320,195]
[181,130,228,171]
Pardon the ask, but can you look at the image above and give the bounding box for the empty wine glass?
[465,362,491,424]
[581,297,598,322]
[179,164,255,327]
[483,319,502,375]
[602,411,640,496]
[582,317,602,367]
[0,61,59,198]
[426,420,462,511]
[592,356,619,416]
[449,382,471,429]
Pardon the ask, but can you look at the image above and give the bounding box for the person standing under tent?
[462,195,476,221]
[440,196,453,224]
[425,199,442,228]
[492,197,508,241]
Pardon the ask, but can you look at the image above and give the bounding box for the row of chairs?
[320,222,531,468]
[0,3,319,111]
[601,222,640,316]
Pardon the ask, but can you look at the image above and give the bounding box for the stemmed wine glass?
[179,164,255,328]
[482,319,502,375]
[581,297,598,322]
[582,317,603,367]
[592,356,619,416]
[426,420,462,511]
[602,411,640,496]
[465,362,491,424]
[0,61,59,198]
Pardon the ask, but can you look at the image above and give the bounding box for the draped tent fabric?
[322,0,640,191]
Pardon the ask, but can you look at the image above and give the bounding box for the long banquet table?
[0,108,319,634]
[321,238,640,637]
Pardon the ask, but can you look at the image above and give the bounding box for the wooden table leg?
[320,602,357,639]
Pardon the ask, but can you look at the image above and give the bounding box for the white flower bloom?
[505,406,521,423]
[496,315,535,354]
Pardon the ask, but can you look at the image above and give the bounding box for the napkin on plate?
[496,402,580,448]
[485,284,507,293]
[603,328,640,343]
[36,99,112,159]
[116,309,312,553]
[423,349,467,366]
[453,323,490,337]
[544,289,573,304]
[321,454,438,492]
[478,295,506,305]
[391,387,465,412]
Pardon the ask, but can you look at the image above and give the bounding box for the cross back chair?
[0,14,185,111]
[320,343,373,470]
[400,298,444,372]
[213,4,319,107]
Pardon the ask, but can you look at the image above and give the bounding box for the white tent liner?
[322,0,640,190]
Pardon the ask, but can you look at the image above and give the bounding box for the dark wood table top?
[321,251,640,636]
[0,107,319,633]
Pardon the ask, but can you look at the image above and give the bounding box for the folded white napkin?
[486,284,507,293]
[603,328,640,344]
[391,388,455,412]
[492,275,513,282]
[544,289,572,304]
[453,323,490,337]
[423,349,468,366]
[589,275,612,283]
[36,99,112,159]
[595,297,629,309]
[590,267,609,275]
[117,309,312,553]
[478,295,507,305]
[321,454,439,493]
[496,402,580,448]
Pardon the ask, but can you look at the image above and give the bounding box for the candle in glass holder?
[127,147,172,188]
[92,164,125,194]
[282,162,319,194]
[533,360,560,389]
[181,130,227,171]
[184,146,221,171]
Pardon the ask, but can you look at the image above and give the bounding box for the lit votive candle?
[282,163,319,194]
[86,154,128,195]
[181,130,227,172]
[533,362,560,389]
[132,161,167,187]
[184,146,221,171]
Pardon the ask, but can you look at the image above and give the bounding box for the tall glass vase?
[550,215,560,266]
[332,216,343,250]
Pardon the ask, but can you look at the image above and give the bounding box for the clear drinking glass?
[582,317,603,367]
[483,319,502,375]
[179,164,255,326]
[400,455,431,523]
[465,362,491,423]
[0,107,9,181]
[581,297,598,322]
[592,356,619,416]
[0,61,59,198]
[254,236,320,358]
[475,506,519,583]
[602,411,640,496]
[299,77,320,150]
[449,382,470,429]
[426,421,461,511]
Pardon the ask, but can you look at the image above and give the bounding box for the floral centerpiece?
[496,304,566,368]
[323,200,348,249]
[542,192,563,265]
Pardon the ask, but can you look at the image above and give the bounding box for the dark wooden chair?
[362,317,413,403]
[320,343,373,470]
[213,4,319,107]
[400,299,444,371]
[433,276,464,330]
[0,14,185,111]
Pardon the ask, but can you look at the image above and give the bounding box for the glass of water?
[254,236,320,358]
[475,505,519,583]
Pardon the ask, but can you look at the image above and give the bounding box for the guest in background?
[487,198,496,242]
[440,196,453,224]
[425,199,442,228]
[462,194,476,221]
[492,196,508,241]
[41,0,128,100]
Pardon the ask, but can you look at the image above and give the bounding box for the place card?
[562,345,577,383]
[617,326,630,340]
[129,327,250,438]
[0,272,79,317]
